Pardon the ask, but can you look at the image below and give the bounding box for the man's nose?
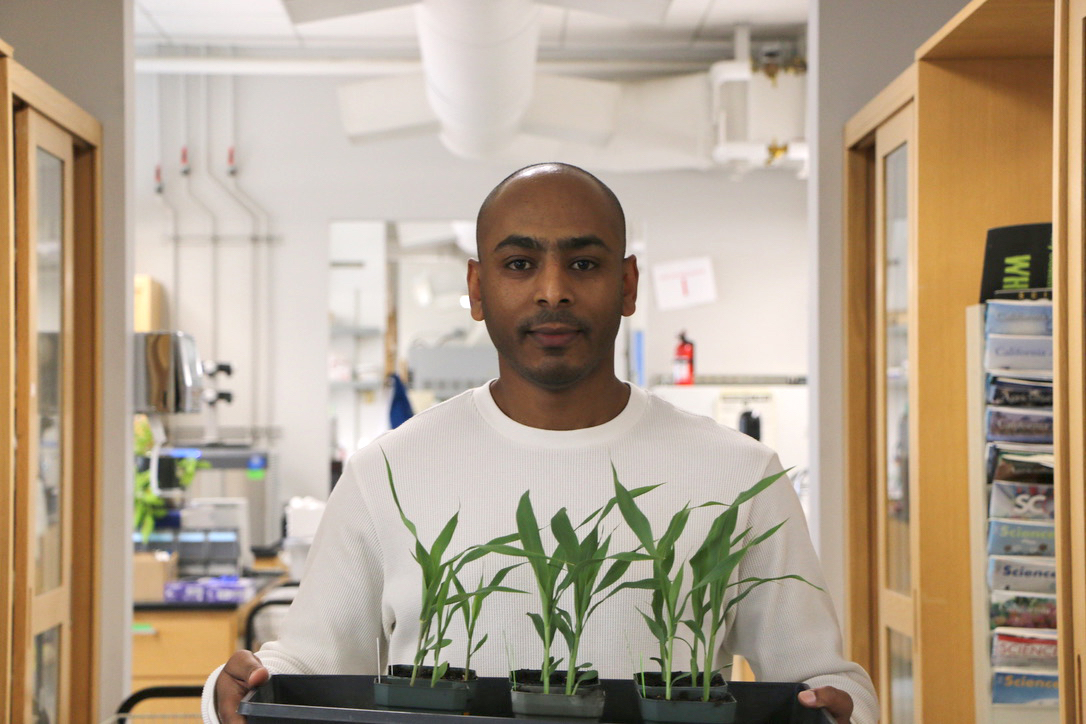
[536,260,572,307]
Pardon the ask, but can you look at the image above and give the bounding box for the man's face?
[467,170,638,391]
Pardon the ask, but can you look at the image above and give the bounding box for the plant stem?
[665,630,677,701]
[702,619,722,702]
[566,633,582,696]
[542,616,553,695]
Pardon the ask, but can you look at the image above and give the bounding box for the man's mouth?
[528,325,581,347]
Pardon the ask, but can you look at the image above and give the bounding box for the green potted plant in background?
[477,486,655,722]
[132,415,204,544]
[375,452,523,713]
[613,467,818,724]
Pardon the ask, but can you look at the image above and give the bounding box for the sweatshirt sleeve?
[722,455,879,724]
[201,454,389,723]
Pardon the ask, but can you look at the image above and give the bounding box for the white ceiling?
[134,0,807,64]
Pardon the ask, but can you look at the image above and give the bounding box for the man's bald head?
[475,162,626,258]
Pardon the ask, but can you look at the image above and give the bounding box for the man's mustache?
[517,310,589,335]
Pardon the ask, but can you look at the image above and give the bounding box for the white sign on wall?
[651,256,718,311]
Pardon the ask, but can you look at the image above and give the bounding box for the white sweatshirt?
[202,383,877,723]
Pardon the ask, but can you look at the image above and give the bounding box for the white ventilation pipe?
[414,0,540,159]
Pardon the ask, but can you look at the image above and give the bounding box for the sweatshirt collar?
[472,380,648,449]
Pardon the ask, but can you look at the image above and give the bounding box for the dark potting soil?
[510,669,600,689]
[634,671,726,689]
[388,664,478,683]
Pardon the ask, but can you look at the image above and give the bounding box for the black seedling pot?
[509,669,605,721]
[372,665,476,713]
[634,686,738,724]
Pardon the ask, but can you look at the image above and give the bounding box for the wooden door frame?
[1,49,102,724]
[0,39,16,724]
[13,104,78,724]
[1056,1,1085,721]
[843,66,917,700]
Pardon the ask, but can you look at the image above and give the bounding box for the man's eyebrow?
[494,235,543,252]
[492,235,611,253]
[558,235,609,252]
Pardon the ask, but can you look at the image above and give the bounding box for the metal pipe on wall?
[225,71,277,440]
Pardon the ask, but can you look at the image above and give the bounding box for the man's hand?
[798,686,853,724]
[215,650,269,723]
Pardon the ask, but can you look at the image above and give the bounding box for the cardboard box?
[133,551,177,601]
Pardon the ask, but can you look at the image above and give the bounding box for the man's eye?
[506,259,532,271]
[571,259,597,271]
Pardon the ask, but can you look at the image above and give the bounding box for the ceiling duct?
[415,0,541,159]
[285,1,807,173]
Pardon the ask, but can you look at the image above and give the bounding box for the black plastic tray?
[239,675,833,724]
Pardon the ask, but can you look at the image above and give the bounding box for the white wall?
[135,73,811,505]
[808,0,969,616]
[0,1,134,718]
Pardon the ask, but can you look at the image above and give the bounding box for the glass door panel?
[34,147,64,596]
[884,142,910,597]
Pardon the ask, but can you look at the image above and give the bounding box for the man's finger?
[798,686,853,724]
[217,650,268,723]
[224,650,267,684]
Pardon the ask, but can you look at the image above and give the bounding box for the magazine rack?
[239,675,834,724]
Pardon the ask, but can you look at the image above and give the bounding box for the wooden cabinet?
[0,39,103,724]
[845,0,1086,721]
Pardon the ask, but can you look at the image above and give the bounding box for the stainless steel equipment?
[159,446,281,551]
[134,331,204,414]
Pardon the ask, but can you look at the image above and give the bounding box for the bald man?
[205,163,877,724]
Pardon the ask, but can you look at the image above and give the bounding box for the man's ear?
[621,254,639,317]
[466,259,485,322]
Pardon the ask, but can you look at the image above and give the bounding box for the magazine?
[985,299,1053,336]
[990,667,1059,706]
[985,406,1053,444]
[986,443,1053,484]
[988,555,1057,594]
[989,481,1055,520]
[990,590,1057,629]
[986,375,1053,408]
[987,519,1055,557]
[991,627,1059,669]
[984,334,1053,374]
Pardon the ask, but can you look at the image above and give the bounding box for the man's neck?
[488,374,631,431]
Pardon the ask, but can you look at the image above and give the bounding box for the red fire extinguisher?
[673,331,695,385]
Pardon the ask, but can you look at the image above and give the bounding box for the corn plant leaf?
[526,611,547,643]
[723,574,821,617]
[430,510,460,567]
[667,562,686,615]
[472,633,489,655]
[611,577,657,593]
[434,662,449,681]
[383,450,418,540]
[515,492,545,556]
[638,609,667,644]
[609,552,655,562]
[613,476,656,555]
[550,508,581,564]
[458,532,520,567]
[731,468,790,509]
[578,479,663,529]
[592,558,631,595]
[657,505,692,558]
[702,520,788,589]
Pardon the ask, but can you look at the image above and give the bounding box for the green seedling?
[613,466,819,702]
[476,485,655,696]
[453,563,524,681]
[384,450,522,688]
